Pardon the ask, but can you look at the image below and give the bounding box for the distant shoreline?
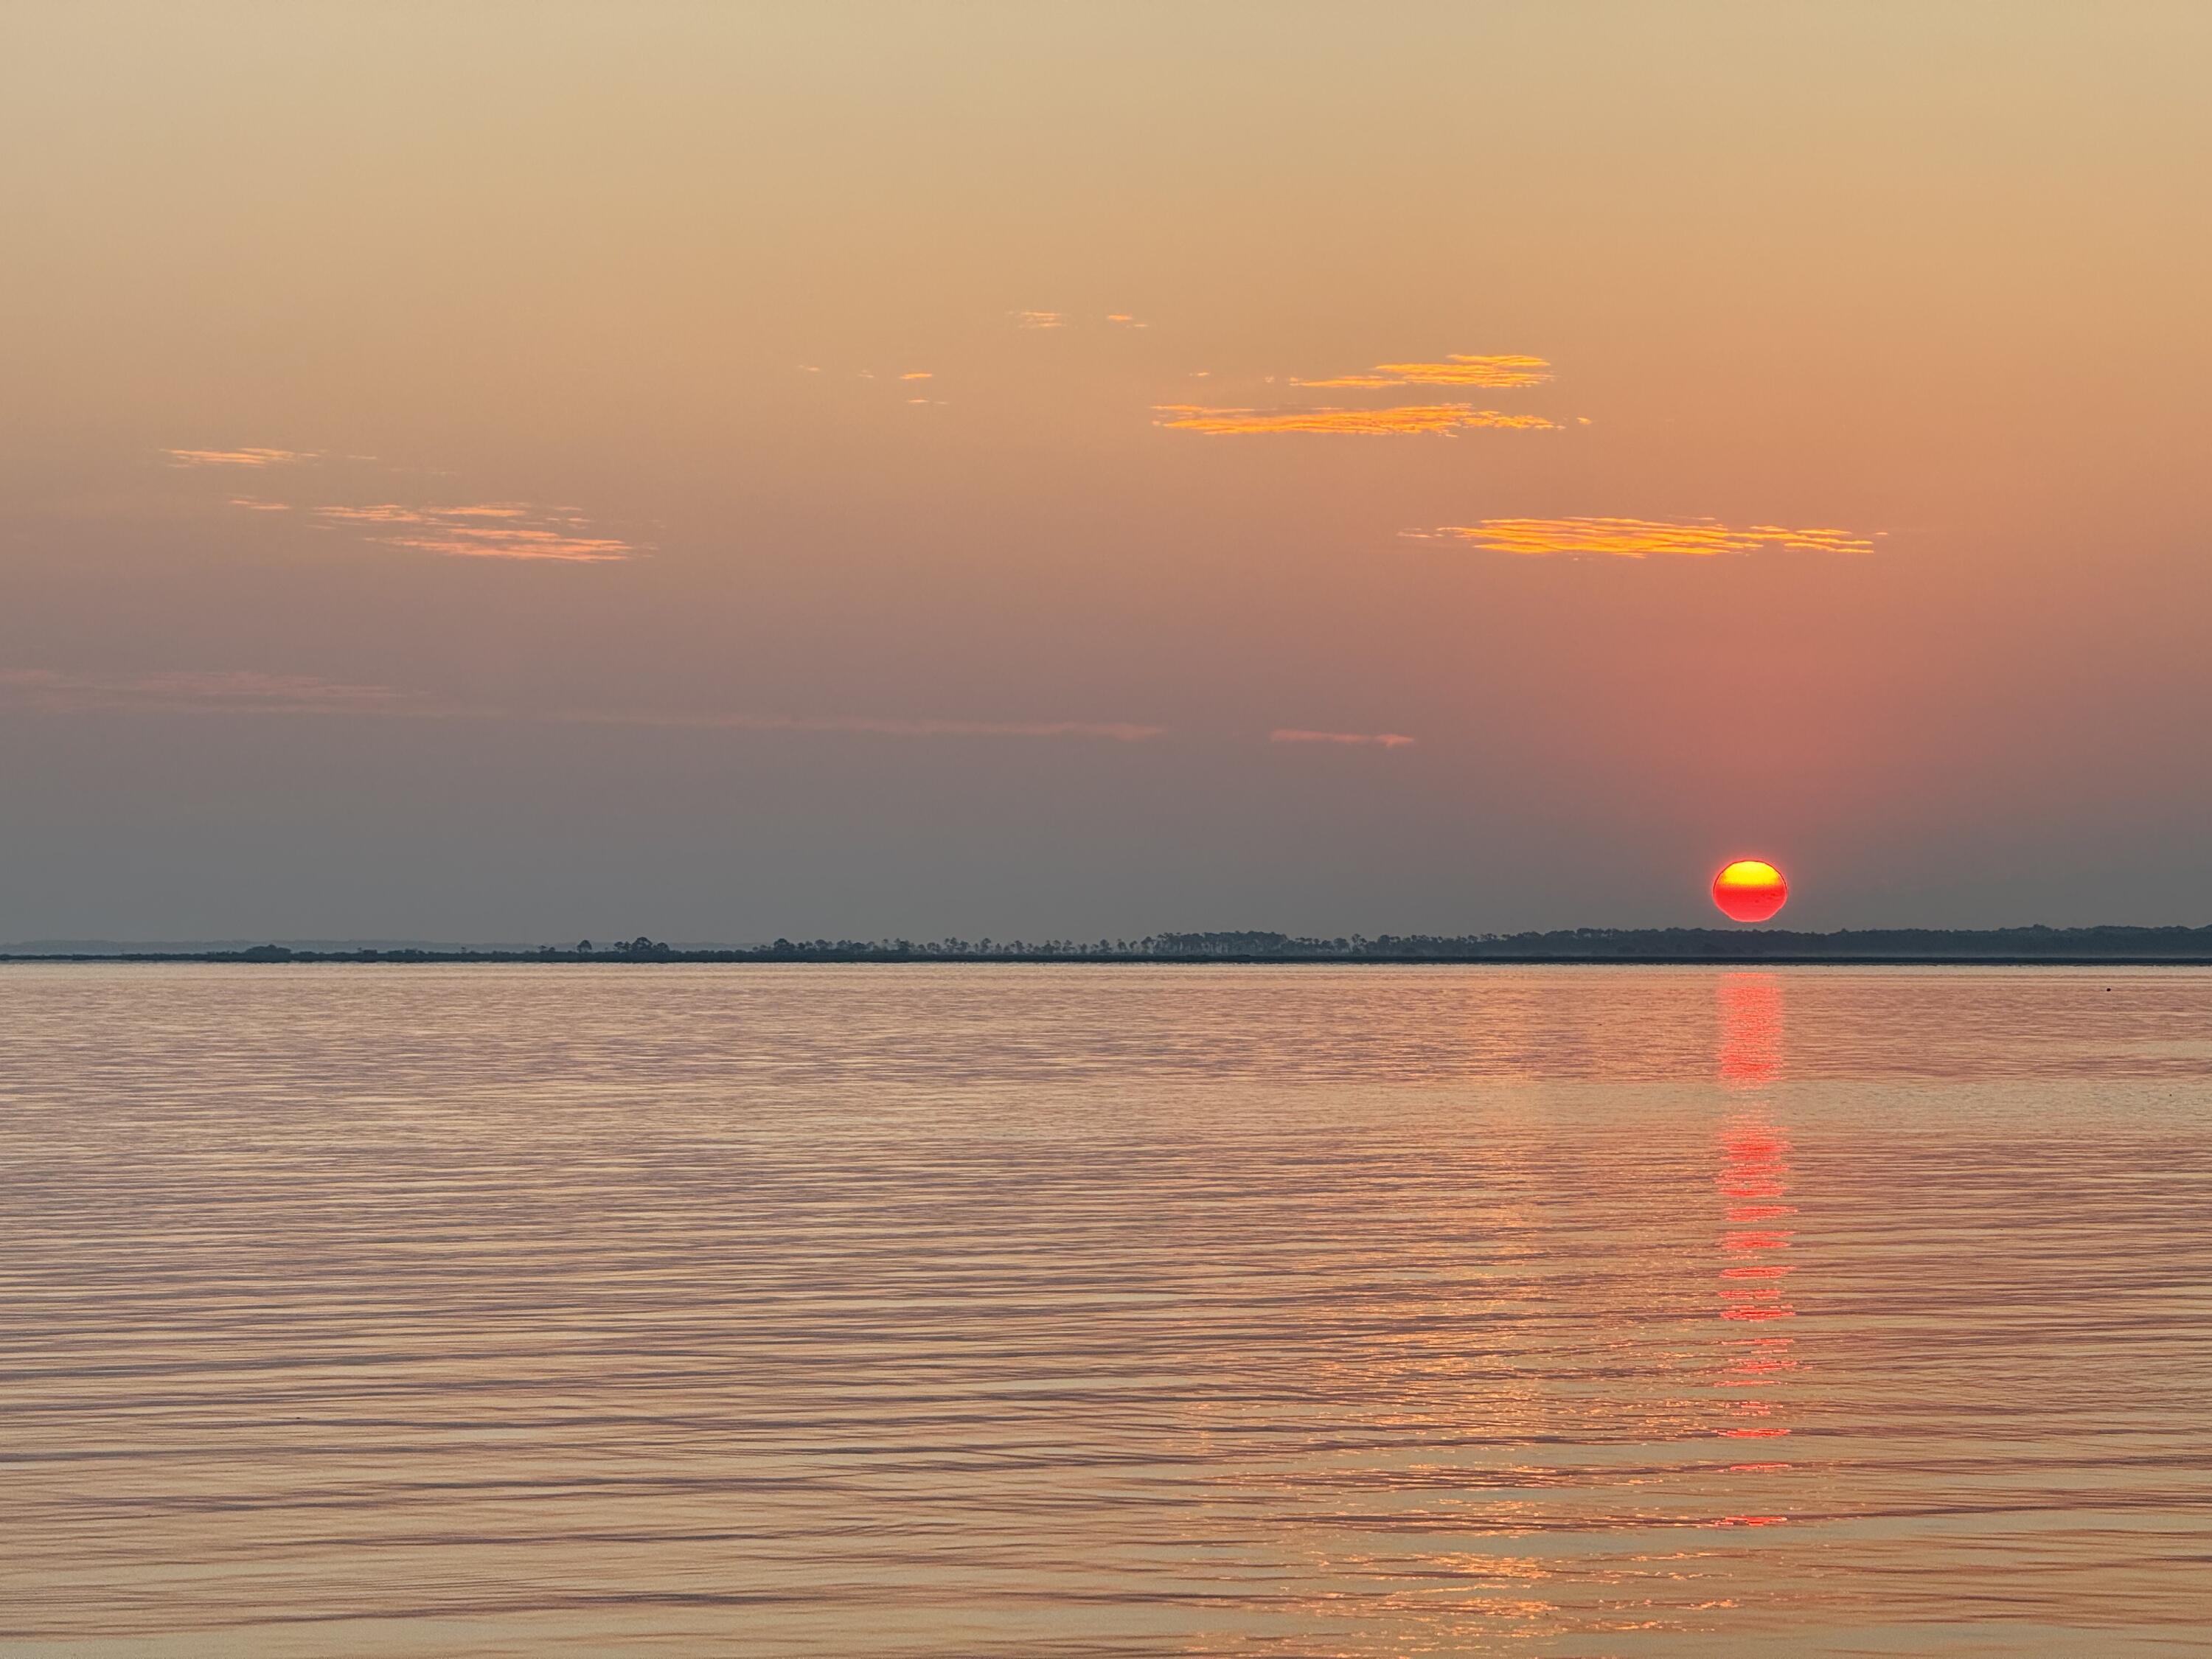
[7,925,2211,967]
[5,956,2209,967]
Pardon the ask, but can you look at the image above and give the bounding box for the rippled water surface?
[4,964,2209,1655]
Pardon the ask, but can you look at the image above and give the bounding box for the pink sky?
[2,5,2208,940]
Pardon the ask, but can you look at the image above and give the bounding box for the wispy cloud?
[1105,313,1147,327]
[1155,404,1558,437]
[313,503,641,563]
[1403,517,1874,558]
[1270,728,1416,748]
[0,668,1159,743]
[162,447,317,468]
[1292,354,1551,390]
[170,449,644,566]
[1012,310,1065,329]
[0,667,405,715]
[560,709,1161,742]
[900,371,933,380]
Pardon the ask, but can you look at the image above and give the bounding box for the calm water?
[3,964,2208,1656]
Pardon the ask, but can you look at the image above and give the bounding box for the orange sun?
[1713,859,1788,924]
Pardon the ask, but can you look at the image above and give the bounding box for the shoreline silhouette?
[7,925,2211,965]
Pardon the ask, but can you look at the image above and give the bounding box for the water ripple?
[2,964,2208,1655]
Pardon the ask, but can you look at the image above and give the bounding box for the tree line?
[15,924,2212,964]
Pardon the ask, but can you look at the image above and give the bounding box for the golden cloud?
[1270,728,1416,748]
[1012,310,1065,329]
[1293,354,1552,390]
[313,503,640,563]
[1155,404,1557,436]
[163,447,316,467]
[1403,517,1874,558]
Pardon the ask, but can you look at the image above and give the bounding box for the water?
[2,964,2208,1656]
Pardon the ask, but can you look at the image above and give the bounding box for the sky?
[3,4,2209,943]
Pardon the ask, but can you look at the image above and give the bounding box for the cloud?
[1105,313,1147,327]
[162,448,316,467]
[560,709,1162,742]
[900,371,933,380]
[1270,728,1416,748]
[1012,310,1065,329]
[175,456,644,565]
[313,503,641,563]
[1402,517,1874,558]
[1154,404,1558,436]
[1292,354,1552,390]
[0,667,1163,742]
[0,667,404,715]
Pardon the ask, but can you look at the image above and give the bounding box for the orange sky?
[2,4,2208,941]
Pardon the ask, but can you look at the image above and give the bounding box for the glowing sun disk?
[1713,859,1789,924]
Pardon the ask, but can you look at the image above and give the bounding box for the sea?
[3,964,2207,1656]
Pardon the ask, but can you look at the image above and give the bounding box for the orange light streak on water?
[1711,974,1801,1548]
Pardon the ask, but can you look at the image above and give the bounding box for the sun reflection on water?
[1712,973,1799,1532]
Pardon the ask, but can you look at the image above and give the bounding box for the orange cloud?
[900,371,933,380]
[313,503,640,562]
[1012,310,1065,329]
[182,454,644,564]
[1155,404,1557,436]
[1403,517,1874,558]
[1270,728,1416,748]
[1292,354,1552,390]
[163,447,316,467]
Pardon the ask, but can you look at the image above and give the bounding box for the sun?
[1713,858,1788,924]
